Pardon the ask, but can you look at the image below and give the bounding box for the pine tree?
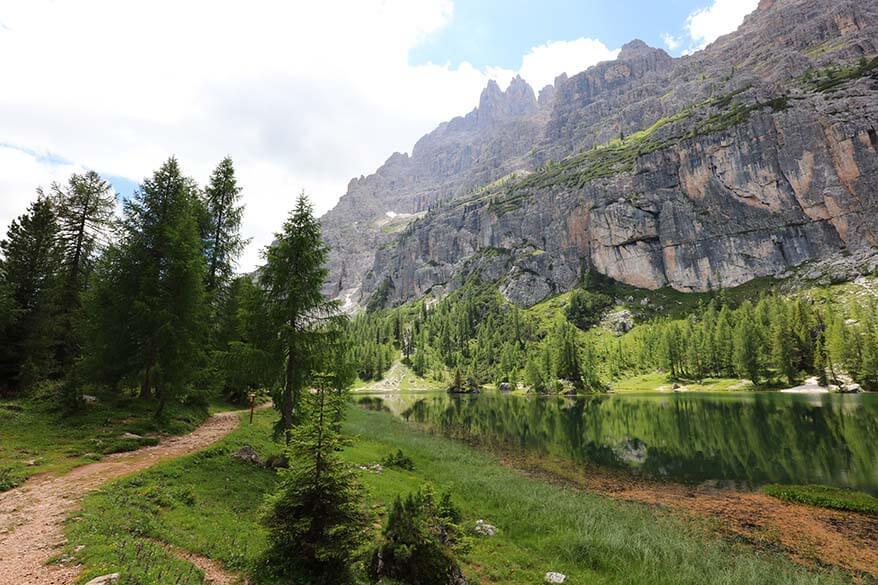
[262,381,367,583]
[260,193,341,442]
[0,197,63,389]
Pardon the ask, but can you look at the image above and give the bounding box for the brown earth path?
[0,409,248,585]
[504,453,878,579]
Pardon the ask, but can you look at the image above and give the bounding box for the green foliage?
[258,193,350,439]
[0,196,64,390]
[382,448,415,471]
[82,158,208,413]
[262,387,368,584]
[803,56,878,92]
[368,485,468,585]
[763,484,878,515]
[201,157,247,296]
[565,288,613,330]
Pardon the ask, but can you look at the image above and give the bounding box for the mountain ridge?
[322,0,878,310]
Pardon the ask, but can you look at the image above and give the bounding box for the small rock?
[474,519,496,536]
[357,463,384,473]
[545,572,566,583]
[74,545,86,552]
[232,445,263,465]
[81,394,98,404]
[25,459,38,466]
[120,432,143,440]
[499,382,511,392]
[671,383,681,390]
[84,574,120,585]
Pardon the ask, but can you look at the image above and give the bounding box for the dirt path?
[0,410,245,585]
[505,453,878,578]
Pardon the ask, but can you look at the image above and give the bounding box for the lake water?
[360,391,878,493]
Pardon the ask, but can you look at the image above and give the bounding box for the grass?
[609,372,752,392]
[763,484,878,516]
[0,383,215,492]
[65,406,849,584]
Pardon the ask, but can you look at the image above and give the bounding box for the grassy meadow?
[63,405,851,584]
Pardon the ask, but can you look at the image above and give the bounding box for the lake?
[359,391,878,493]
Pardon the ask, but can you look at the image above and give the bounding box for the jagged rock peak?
[618,39,664,60]
[477,75,537,125]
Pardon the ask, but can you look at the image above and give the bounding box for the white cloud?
[661,33,681,51]
[684,0,759,51]
[0,145,84,231]
[518,38,619,89]
[0,1,617,271]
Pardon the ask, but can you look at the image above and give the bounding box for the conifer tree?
[84,158,206,413]
[0,197,63,389]
[733,307,761,385]
[201,157,246,296]
[260,193,341,442]
[47,171,117,369]
[262,379,367,583]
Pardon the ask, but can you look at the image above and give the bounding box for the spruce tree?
[262,380,367,583]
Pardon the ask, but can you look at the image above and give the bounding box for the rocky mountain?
[322,0,878,310]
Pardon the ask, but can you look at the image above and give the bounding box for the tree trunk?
[282,348,295,445]
[140,364,152,399]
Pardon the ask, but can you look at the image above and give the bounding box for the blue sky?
[412,0,706,69]
[0,0,756,270]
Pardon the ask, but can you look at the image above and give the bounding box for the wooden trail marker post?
[248,391,256,424]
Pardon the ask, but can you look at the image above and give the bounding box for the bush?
[382,449,415,471]
[368,485,469,585]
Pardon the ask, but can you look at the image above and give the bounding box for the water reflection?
[363,392,878,492]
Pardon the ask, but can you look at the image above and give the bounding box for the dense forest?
[352,279,878,393]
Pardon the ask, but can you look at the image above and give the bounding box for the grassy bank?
[63,405,850,584]
[0,384,220,491]
[763,484,878,516]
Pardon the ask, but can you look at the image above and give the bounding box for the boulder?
[545,572,566,583]
[120,432,143,440]
[232,445,263,466]
[474,519,496,536]
[499,382,512,392]
[84,574,120,585]
[81,394,98,404]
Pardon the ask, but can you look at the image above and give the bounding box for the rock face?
[322,0,878,309]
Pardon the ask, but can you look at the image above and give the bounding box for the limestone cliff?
[322,0,878,309]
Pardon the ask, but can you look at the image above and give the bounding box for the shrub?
[368,485,469,585]
[382,449,415,471]
[0,466,21,491]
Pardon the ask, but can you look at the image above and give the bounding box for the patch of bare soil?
[503,452,878,579]
[0,410,243,585]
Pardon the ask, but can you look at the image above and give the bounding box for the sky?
[0,0,758,271]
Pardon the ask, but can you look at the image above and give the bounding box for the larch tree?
[47,171,117,369]
[201,157,246,299]
[259,193,343,443]
[85,158,207,413]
